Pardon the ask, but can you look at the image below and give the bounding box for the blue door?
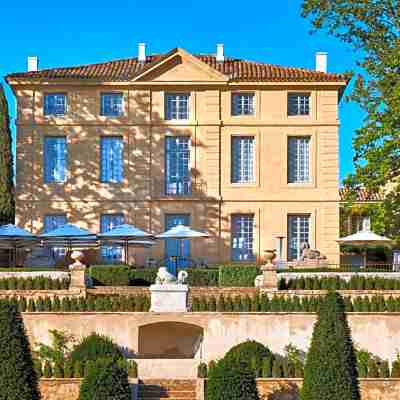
[165,214,190,275]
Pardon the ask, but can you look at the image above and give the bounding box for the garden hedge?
[0,276,69,290]
[279,276,400,291]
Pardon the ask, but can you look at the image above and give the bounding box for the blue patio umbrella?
[98,224,154,265]
[156,225,209,274]
[0,224,39,267]
[40,224,97,263]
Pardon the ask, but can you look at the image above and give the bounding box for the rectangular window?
[44,93,67,116]
[165,93,190,120]
[232,93,255,116]
[101,93,124,117]
[44,137,68,183]
[44,214,67,260]
[100,137,124,183]
[231,214,255,261]
[288,93,310,116]
[288,136,310,184]
[231,136,255,184]
[165,136,191,196]
[100,214,124,262]
[288,215,310,261]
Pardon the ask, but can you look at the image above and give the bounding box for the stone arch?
[138,321,204,358]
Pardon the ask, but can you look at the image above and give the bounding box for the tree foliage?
[300,292,360,400]
[0,300,40,400]
[0,84,14,224]
[301,0,400,242]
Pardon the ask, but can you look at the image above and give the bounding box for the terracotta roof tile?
[6,53,349,83]
[339,187,384,202]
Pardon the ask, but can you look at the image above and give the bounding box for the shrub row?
[279,276,400,291]
[5,295,150,312]
[35,358,137,379]
[0,276,69,290]
[192,294,400,313]
[90,264,258,287]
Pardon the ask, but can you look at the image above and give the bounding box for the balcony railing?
[151,178,208,198]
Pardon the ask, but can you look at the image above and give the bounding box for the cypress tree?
[300,292,360,400]
[0,85,14,224]
[0,301,40,399]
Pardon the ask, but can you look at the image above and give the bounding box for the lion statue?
[155,267,188,285]
[300,242,327,261]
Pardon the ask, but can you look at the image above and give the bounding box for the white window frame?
[165,93,190,120]
[44,93,67,116]
[287,136,311,184]
[231,214,256,261]
[231,136,256,184]
[231,93,255,116]
[100,92,124,117]
[288,214,311,261]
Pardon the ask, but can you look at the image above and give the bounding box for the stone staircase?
[138,379,197,400]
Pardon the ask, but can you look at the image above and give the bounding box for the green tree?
[0,300,40,399]
[301,0,400,242]
[0,85,14,223]
[300,292,360,400]
[79,358,131,400]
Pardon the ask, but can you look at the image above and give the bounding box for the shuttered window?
[44,137,67,183]
[231,136,255,184]
[100,137,124,183]
[288,136,310,183]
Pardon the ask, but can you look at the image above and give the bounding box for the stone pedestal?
[261,264,278,290]
[150,284,188,312]
[69,251,89,290]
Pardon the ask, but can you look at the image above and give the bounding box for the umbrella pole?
[125,240,128,266]
[363,248,367,269]
[14,243,17,268]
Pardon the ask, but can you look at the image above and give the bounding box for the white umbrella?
[156,225,209,274]
[337,219,392,268]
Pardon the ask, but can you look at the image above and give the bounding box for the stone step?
[138,379,197,400]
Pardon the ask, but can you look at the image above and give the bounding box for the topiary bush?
[0,301,41,399]
[69,333,123,364]
[224,340,271,375]
[184,268,219,286]
[300,292,360,400]
[79,358,131,400]
[207,357,259,400]
[219,265,260,287]
[90,266,130,286]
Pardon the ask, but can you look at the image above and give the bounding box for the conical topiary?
[300,291,360,400]
[0,300,41,399]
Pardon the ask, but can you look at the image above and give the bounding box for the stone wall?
[38,378,400,400]
[22,312,400,364]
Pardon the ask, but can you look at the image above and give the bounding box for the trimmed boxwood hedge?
[218,265,260,287]
[279,276,400,291]
[0,276,69,290]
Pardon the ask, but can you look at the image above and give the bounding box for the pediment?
[132,48,228,83]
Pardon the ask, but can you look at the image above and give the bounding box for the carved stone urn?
[69,251,85,270]
[263,249,277,267]
[260,249,278,290]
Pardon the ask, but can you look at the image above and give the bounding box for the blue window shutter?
[44,137,67,183]
[100,214,124,262]
[101,137,124,183]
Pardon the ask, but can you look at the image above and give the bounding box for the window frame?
[100,136,124,183]
[231,213,256,262]
[231,92,255,117]
[164,135,192,196]
[287,214,311,261]
[43,93,68,117]
[43,136,68,183]
[164,93,190,121]
[43,214,68,260]
[287,135,311,185]
[100,92,124,117]
[231,136,256,184]
[287,92,311,117]
[100,213,125,263]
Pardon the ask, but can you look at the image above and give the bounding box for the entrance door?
[165,214,190,275]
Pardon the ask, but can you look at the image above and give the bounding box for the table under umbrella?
[98,224,154,265]
[40,224,97,265]
[156,225,209,275]
[0,224,39,267]
[337,220,392,268]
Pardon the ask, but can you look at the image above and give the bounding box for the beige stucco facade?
[8,48,346,265]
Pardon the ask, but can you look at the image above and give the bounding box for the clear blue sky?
[0,0,363,182]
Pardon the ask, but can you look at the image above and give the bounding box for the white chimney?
[27,56,38,72]
[216,44,224,62]
[315,52,328,73]
[138,43,146,62]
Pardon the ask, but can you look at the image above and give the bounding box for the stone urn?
[69,251,85,270]
[263,249,277,267]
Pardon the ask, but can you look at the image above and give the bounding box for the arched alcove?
[138,322,204,358]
